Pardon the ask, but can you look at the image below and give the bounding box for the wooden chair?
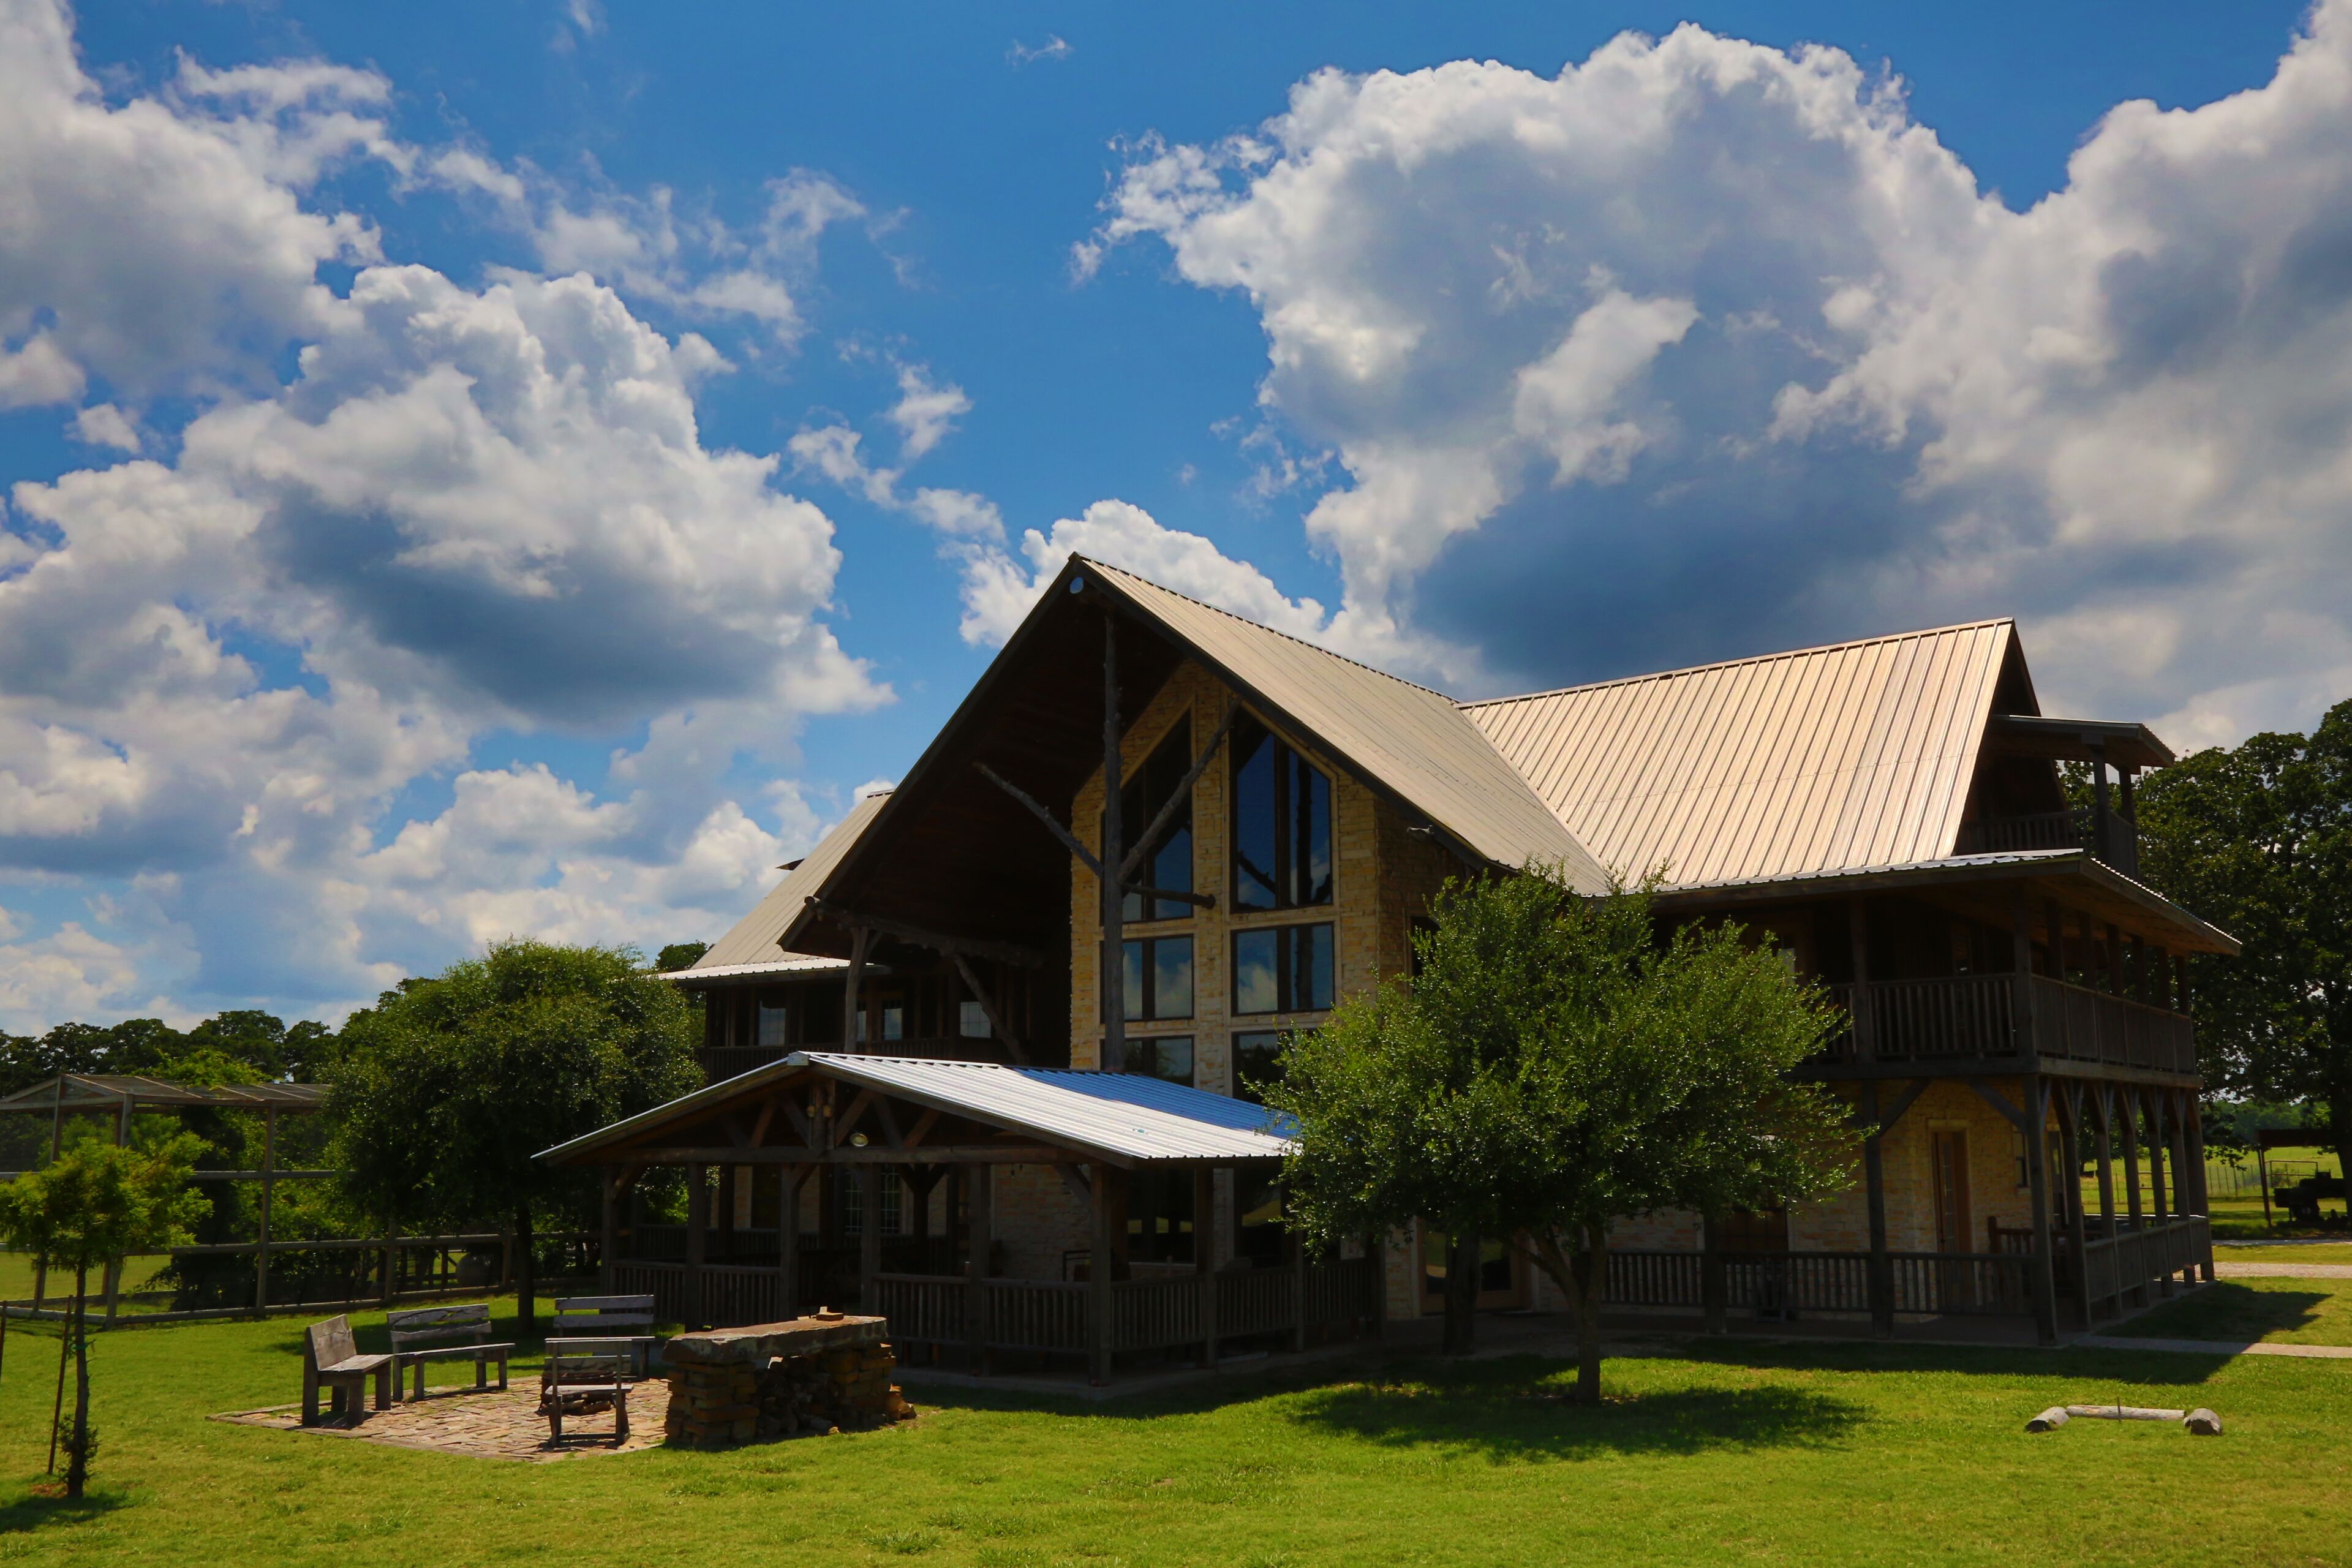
[546,1294,659,1378]
[540,1352,630,1446]
[302,1314,393,1426]
[386,1303,516,1401]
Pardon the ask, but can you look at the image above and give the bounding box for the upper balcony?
[1956,805,2139,880]
[1811,973,2196,1080]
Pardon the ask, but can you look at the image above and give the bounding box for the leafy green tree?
[1270,869,1854,1401]
[329,940,698,1327]
[2136,699,2352,1203]
[655,941,710,973]
[0,1126,205,1496]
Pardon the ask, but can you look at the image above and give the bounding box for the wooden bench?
[302,1314,393,1426]
[386,1303,515,1401]
[546,1294,658,1378]
[540,1352,630,1446]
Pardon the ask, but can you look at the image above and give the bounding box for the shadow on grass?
[0,1487,127,1534]
[1287,1361,1866,1460]
[2107,1284,2329,1344]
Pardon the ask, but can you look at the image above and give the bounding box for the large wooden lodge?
[545,556,2229,1374]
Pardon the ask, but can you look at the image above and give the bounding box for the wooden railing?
[1817,974,2194,1076]
[1958,806,2138,878]
[868,1261,1377,1360]
[1888,1251,2033,1316]
[1605,1250,1703,1307]
[1727,1252,1871,1314]
[2081,1216,2208,1317]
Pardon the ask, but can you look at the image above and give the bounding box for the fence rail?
[864,1261,1377,1360]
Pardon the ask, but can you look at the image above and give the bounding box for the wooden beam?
[1055,1163,1094,1208]
[1879,1078,1932,1132]
[904,1106,941,1149]
[809,898,1052,969]
[1126,884,1216,910]
[843,924,871,1051]
[1966,1077,2032,1131]
[835,1088,876,1148]
[619,1144,1071,1166]
[1101,611,1126,1074]
[950,951,1031,1065]
[1120,701,1237,881]
[976,763,1104,878]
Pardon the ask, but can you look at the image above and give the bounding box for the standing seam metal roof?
[690,792,892,971]
[1461,621,2015,887]
[537,1051,1295,1166]
[1085,560,1610,892]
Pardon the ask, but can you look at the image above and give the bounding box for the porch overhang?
[538,1052,1295,1174]
[1649,848,2238,956]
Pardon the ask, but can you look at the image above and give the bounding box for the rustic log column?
[2117,1090,2146,1306]
[1847,899,1874,1061]
[2185,1099,2214,1282]
[1702,1210,1730,1335]
[2021,1076,2059,1345]
[254,1104,277,1313]
[2059,1084,2093,1329]
[1194,1166,1218,1368]
[1861,1080,1893,1338]
[858,1167,884,1313]
[687,1163,708,1328]
[1099,608,1127,1073]
[600,1169,619,1294]
[1088,1163,1115,1385]
[966,1162,993,1374]
[2089,741,2113,863]
[778,1166,803,1317]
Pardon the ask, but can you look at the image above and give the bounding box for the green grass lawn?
[0,1252,170,1304]
[2213,1241,2352,1263]
[0,1303,2348,1566]
[2109,1277,2352,1346]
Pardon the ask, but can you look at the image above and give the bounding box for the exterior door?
[1419,1227,1527,1311]
[1930,1129,1975,1309]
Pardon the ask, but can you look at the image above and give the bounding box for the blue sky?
[0,0,2346,1028]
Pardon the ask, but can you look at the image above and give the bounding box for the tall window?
[1231,1030,1289,1103]
[1126,1168,1195,1264]
[838,1171,902,1237]
[1121,722,1196,922]
[1123,1035,1194,1085]
[1231,713,1332,910]
[958,1000,991,1039]
[1232,924,1334,1014]
[1119,935,1195,1021]
[756,1000,790,1049]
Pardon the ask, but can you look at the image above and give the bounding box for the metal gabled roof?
[0,1076,329,1112]
[1463,620,2015,888]
[658,956,854,984]
[1084,561,1609,892]
[538,1051,1295,1168]
[690,793,892,970]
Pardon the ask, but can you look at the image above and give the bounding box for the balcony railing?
[1957,806,2138,878]
[1817,973,2195,1076]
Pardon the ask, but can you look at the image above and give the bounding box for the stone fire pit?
[662,1314,916,1448]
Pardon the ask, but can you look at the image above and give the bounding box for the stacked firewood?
[662,1330,916,1447]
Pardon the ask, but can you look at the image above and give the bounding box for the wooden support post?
[1088,1162,1115,1385]
[2118,1090,2146,1306]
[1847,899,1874,1060]
[600,1169,619,1294]
[967,1162,992,1375]
[858,1166,884,1314]
[843,925,871,1051]
[254,1106,276,1313]
[1099,609,1127,1073]
[2022,1076,2059,1345]
[380,1227,397,1308]
[2185,1101,2214,1282]
[1195,1166,1218,1369]
[686,1163,707,1329]
[778,1166,804,1317]
[103,1091,132,1323]
[1861,1080,1892,1338]
[1702,1211,1729,1335]
[2059,1084,2094,1330]
[2010,889,2039,1059]
[2089,740,2113,863]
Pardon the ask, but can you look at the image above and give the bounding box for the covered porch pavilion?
[538,1053,1383,1385]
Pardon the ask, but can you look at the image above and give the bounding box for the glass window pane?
[1154,935,1194,1019]
[959,1000,990,1038]
[756,1004,790,1049]
[1232,717,1277,910]
[1122,938,1145,1022]
[1298,924,1335,1011]
[882,1005,904,1042]
[1233,1030,1284,1103]
[1156,1035,1193,1085]
[1300,763,1333,904]
[1153,824,1192,919]
[1233,929,1278,1014]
